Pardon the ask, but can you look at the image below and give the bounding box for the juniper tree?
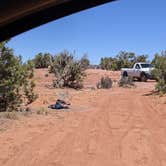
[33,53,53,68]
[0,42,37,111]
[80,54,90,69]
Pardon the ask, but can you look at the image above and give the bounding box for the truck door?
[134,64,141,77]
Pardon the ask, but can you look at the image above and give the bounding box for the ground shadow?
[143,90,159,96]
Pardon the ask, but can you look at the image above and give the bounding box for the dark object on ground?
[48,99,70,109]
[48,103,69,109]
[56,99,71,105]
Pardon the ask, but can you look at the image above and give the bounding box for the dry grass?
[0,111,19,120]
[36,107,48,115]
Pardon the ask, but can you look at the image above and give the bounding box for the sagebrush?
[51,51,86,89]
[152,52,166,94]
[97,76,113,89]
[118,76,135,88]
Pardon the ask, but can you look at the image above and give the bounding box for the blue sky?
[8,0,166,64]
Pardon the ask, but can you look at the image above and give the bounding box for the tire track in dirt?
[1,87,166,166]
[39,95,117,166]
[140,96,166,166]
[107,90,166,166]
[2,114,83,166]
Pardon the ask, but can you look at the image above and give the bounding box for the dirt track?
[0,69,166,166]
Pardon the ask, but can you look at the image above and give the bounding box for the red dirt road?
[0,69,166,166]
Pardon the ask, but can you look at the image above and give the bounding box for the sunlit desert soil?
[0,69,166,166]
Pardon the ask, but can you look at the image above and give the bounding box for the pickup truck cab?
[121,62,154,82]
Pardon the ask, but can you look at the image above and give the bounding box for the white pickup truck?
[121,62,154,82]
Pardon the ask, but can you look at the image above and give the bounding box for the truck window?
[141,64,153,68]
[135,64,140,69]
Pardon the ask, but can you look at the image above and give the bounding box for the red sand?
[0,69,166,166]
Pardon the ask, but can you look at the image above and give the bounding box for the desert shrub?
[33,53,53,68]
[23,61,38,104]
[118,76,135,88]
[24,80,38,104]
[97,76,112,89]
[136,55,148,63]
[51,51,86,89]
[100,57,119,71]
[0,42,37,112]
[80,54,90,69]
[152,52,166,94]
[116,51,137,69]
[100,51,148,71]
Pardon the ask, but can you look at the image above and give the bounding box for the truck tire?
[140,73,147,82]
[123,71,128,77]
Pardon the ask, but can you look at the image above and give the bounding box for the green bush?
[80,54,90,69]
[0,42,37,112]
[97,76,112,89]
[100,57,119,71]
[152,52,166,94]
[33,53,53,68]
[100,51,148,71]
[51,51,86,89]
